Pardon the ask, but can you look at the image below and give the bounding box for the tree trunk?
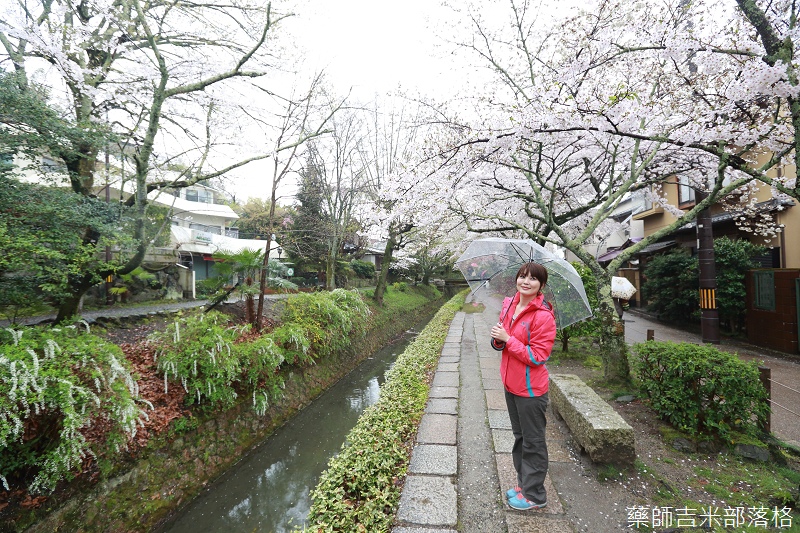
[596,293,631,383]
[373,233,396,306]
[325,251,337,290]
[55,275,96,324]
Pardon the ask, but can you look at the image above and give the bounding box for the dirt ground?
[548,356,800,532]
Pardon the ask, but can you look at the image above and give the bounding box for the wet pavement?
[394,301,800,532]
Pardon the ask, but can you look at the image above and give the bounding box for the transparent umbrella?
[455,238,592,329]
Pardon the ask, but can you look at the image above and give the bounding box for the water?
[160,324,425,533]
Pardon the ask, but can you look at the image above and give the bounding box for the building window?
[753,270,775,311]
[678,175,696,207]
[189,222,221,235]
[41,155,66,172]
[0,152,13,172]
[185,187,217,203]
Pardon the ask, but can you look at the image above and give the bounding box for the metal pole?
[696,190,720,344]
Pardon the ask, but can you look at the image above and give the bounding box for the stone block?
[417,414,457,445]
[549,374,635,465]
[396,475,458,526]
[425,398,457,415]
[409,444,457,475]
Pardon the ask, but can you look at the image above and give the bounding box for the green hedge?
[632,341,769,441]
[305,290,465,532]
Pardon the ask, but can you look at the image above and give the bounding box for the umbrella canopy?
[456,238,592,329]
[611,276,637,300]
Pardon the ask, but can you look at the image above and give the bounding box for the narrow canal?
[159,319,428,533]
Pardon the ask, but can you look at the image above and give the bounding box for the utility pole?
[105,124,114,306]
[696,189,720,343]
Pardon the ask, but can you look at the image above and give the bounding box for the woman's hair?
[515,262,548,288]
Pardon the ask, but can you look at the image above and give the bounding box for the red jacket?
[498,292,556,397]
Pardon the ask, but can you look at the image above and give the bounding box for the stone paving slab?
[496,454,563,515]
[425,398,457,415]
[480,357,501,372]
[438,356,459,364]
[437,362,459,372]
[432,371,459,388]
[429,386,458,399]
[440,347,461,357]
[443,342,461,350]
[485,389,506,410]
[392,527,458,533]
[417,413,457,445]
[506,514,575,533]
[409,444,457,475]
[493,429,515,453]
[483,377,504,390]
[488,409,512,430]
[396,475,458,527]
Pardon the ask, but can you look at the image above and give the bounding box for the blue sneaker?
[508,493,547,511]
[506,486,521,499]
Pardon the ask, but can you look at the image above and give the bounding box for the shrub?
[149,312,242,408]
[0,325,146,494]
[632,341,768,441]
[306,291,465,531]
[232,335,285,415]
[391,281,408,292]
[278,290,370,360]
[350,259,375,279]
[270,323,314,365]
[713,237,766,333]
[642,250,698,323]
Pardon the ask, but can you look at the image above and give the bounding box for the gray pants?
[505,390,548,504]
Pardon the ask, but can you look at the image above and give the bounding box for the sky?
[227,0,473,202]
[289,0,464,100]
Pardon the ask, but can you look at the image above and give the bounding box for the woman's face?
[517,273,542,297]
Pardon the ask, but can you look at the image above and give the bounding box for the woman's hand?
[490,323,510,343]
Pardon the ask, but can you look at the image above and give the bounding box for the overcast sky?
[290,1,463,100]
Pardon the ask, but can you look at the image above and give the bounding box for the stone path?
[394,310,576,533]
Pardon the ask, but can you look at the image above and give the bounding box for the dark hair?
[515,262,548,288]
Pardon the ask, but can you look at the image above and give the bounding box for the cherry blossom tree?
[388,0,784,381]
[360,96,430,304]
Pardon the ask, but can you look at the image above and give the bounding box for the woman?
[490,262,556,511]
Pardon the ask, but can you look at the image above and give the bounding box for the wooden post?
[759,366,771,434]
[647,329,655,341]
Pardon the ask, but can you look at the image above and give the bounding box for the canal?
[160,320,427,533]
